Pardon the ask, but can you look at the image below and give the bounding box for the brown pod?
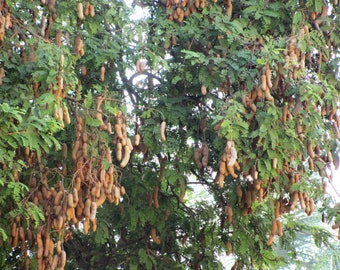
[58,250,67,269]
[201,85,207,96]
[36,233,43,259]
[226,240,232,255]
[90,202,97,221]
[100,66,105,82]
[160,121,166,142]
[77,3,84,20]
[84,199,91,218]
[54,190,64,206]
[271,219,278,236]
[150,228,161,245]
[51,254,59,269]
[227,206,233,224]
[179,185,186,203]
[236,185,243,199]
[266,234,275,246]
[120,146,131,168]
[116,142,122,161]
[89,4,95,17]
[85,2,91,16]
[153,186,160,208]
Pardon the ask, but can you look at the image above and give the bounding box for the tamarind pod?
[84,2,90,16]
[234,160,241,171]
[56,240,62,255]
[120,145,131,168]
[218,173,225,188]
[126,138,134,151]
[89,4,95,17]
[153,186,159,208]
[18,226,25,246]
[258,188,264,201]
[276,220,283,236]
[72,140,80,160]
[61,143,68,161]
[299,192,305,209]
[201,85,207,96]
[275,200,281,219]
[36,233,43,259]
[160,121,166,142]
[51,254,59,270]
[227,147,237,166]
[307,141,315,159]
[227,206,233,224]
[77,3,84,20]
[83,218,90,235]
[266,66,273,89]
[58,250,66,269]
[266,234,275,246]
[43,234,51,257]
[91,219,97,232]
[114,186,121,203]
[67,193,74,208]
[54,190,63,206]
[245,191,252,207]
[194,148,203,169]
[66,207,75,221]
[236,185,243,200]
[249,102,257,113]
[219,161,227,175]
[11,222,17,237]
[271,219,278,235]
[84,199,91,218]
[290,191,299,210]
[62,106,71,125]
[99,66,105,82]
[90,202,97,221]
[136,59,145,73]
[150,228,161,245]
[120,186,126,196]
[115,124,124,140]
[226,241,232,255]
[134,133,140,146]
[116,142,122,161]
[226,2,232,16]
[227,165,238,178]
[179,186,186,203]
[264,88,274,102]
[96,191,107,207]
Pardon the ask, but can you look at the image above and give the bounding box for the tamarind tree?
[0,0,339,269]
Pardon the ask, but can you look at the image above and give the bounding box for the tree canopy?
[0,0,340,269]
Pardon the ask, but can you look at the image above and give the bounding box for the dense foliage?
[0,0,339,269]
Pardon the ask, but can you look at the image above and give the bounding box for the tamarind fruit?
[58,250,66,269]
[153,186,159,208]
[201,85,207,96]
[150,228,161,245]
[77,3,84,20]
[266,234,274,246]
[226,240,232,255]
[160,121,166,142]
[120,145,131,168]
[100,66,105,82]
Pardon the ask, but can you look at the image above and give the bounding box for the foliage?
[0,0,339,269]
